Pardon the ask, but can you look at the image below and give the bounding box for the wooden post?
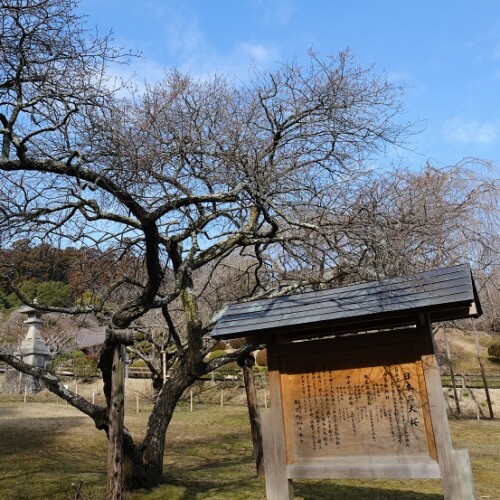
[264,343,294,500]
[190,390,193,412]
[262,410,279,496]
[106,343,126,500]
[419,316,476,500]
[474,331,494,419]
[240,356,264,476]
[443,328,460,416]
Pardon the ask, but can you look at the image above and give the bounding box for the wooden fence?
[2,361,500,388]
[441,374,500,389]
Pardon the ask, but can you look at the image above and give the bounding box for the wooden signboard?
[261,319,476,499]
[281,341,436,465]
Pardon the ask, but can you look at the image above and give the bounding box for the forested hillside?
[0,241,139,313]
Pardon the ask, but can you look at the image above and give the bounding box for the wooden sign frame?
[261,315,475,500]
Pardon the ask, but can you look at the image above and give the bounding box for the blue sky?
[79,0,500,170]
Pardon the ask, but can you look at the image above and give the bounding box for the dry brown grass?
[434,328,500,375]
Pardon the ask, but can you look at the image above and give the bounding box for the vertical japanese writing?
[289,360,428,457]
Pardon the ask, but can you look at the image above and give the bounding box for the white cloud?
[178,42,279,83]
[237,43,277,65]
[442,117,498,144]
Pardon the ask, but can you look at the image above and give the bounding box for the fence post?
[474,332,494,419]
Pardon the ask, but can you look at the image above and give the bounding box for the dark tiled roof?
[211,264,482,340]
[75,328,106,348]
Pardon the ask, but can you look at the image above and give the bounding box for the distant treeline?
[0,240,139,312]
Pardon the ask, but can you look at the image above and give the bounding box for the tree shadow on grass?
[293,482,442,500]
[0,405,19,417]
[0,406,106,499]
[158,431,442,500]
[161,459,443,500]
[0,409,94,460]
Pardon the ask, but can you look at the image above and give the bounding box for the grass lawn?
[0,399,499,499]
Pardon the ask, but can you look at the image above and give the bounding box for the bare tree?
[346,162,500,278]
[2,0,470,491]
[1,2,498,490]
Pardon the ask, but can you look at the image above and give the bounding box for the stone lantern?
[8,301,52,393]
[18,302,51,369]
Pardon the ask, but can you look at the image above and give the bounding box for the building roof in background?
[211,264,482,340]
[75,328,106,348]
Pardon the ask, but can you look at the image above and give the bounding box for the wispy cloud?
[107,58,165,90]
[95,0,285,87]
[180,43,280,83]
[131,0,281,82]
[237,43,277,65]
[161,8,204,57]
[465,25,500,80]
[442,117,498,144]
[250,0,296,27]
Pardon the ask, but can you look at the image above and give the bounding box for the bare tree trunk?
[140,365,203,486]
